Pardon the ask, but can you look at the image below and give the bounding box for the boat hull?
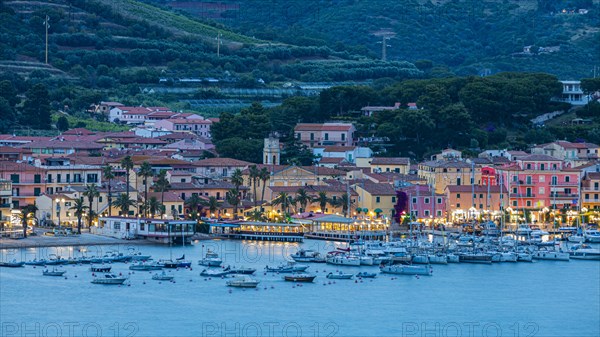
[283,275,316,282]
[380,265,433,276]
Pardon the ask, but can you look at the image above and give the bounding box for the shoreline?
[0,233,213,250]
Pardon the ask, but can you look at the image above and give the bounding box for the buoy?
[143,282,146,285]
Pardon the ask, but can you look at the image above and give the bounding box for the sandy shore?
[0,233,158,249]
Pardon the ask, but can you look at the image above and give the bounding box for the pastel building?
[294,123,356,148]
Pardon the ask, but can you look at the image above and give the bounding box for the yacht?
[325,252,361,266]
[198,250,223,267]
[516,224,532,236]
[129,262,163,271]
[356,272,377,278]
[290,249,325,263]
[532,248,570,261]
[427,254,448,264]
[326,272,354,279]
[265,261,309,273]
[283,274,316,282]
[380,263,433,276]
[481,221,501,236]
[152,271,175,281]
[569,244,600,260]
[411,254,429,264]
[91,274,127,285]
[200,269,229,277]
[584,229,600,243]
[458,253,492,264]
[223,266,256,275]
[0,260,25,268]
[226,276,260,288]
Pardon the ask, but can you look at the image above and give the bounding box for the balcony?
[510,193,536,198]
[0,203,11,208]
[550,192,579,199]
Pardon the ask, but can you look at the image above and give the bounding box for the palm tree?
[231,168,244,190]
[295,188,312,213]
[138,161,153,217]
[69,197,88,234]
[201,196,220,217]
[338,193,351,217]
[20,204,38,238]
[146,196,162,218]
[248,165,260,207]
[102,165,114,216]
[120,155,134,211]
[259,167,270,209]
[153,170,170,217]
[272,192,292,215]
[185,194,203,220]
[83,184,99,227]
[114,193,135,216]
[314,191,332,214]
[248,209,264,222]
[226,188,241,218]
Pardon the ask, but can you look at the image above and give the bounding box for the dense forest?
[149,0,600,79]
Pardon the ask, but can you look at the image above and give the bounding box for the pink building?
[0,162,47,208]
[154,118,212,138]
[294,123,356,148]
[496,154,581,212]
[400,185,446,220]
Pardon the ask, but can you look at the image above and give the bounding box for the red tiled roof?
[323,146,355,152]
[357,182,397,196]
[371,157,410,165]
[294,123,353,132]
[193,158,252,167]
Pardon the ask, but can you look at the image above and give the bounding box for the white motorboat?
[517,252,533,262]
[356,272,377,278]
[411,254,429,264]
[223,266,256,275]
[200,269,230,277]
[129,262,163,271]
[265,261,309,273]
[91,274,128,285]
[380,263,433,276]
[481,221,501,236]
[427,254,448,264]
[226,276,260,288]
[43,268,66,276]
[567,234,585,243]
[499,252,518,262]
[584,229,600,243]
[359,255,374,266]
[326,272,354,279]
[515,224,532,236]
[198,250,223,267]
[569,244,600,260]
[325,252,361,266]
[152,271,174,281]
[290,249,325,263]
[532,249,570,261]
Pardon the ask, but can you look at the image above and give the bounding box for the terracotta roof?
[420,160,472,168]
[148,191,183,203]
[357,182,397,196]
[120,107,153,115]
[294,123,353,132]
[517,154,562,161]
[193,158,252,167]
[158,133,198,141]
[319,157,345,164]
[371,157,410,165]
[23,140,104,150]
[0,162,46,173]
[323,146,355,152]
[168,182,198,190]
[586,172,600,180]
[446,185,507,193]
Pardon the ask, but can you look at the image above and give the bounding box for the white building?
[93,217,196,243]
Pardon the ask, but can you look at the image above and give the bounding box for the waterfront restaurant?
[94,216,196,244]
[301,214,389,241]
[210,221,307,242]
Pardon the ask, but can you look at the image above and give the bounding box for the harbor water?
[1,239,599,337]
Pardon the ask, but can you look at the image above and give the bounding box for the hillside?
[151,0,600,79]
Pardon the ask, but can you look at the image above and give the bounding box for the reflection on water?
[1,239,599,337]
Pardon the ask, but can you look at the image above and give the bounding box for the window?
[526,163,531,169]
[513,187,517,194]
[34,174,41,184]
[424,210,430,216]
[437,210,442,217]
[526,176,532,184]
[424,198,430,204]
[10,174,19,184]
[539,176,545,182]
[479,194,483,198]
[457,178,461,185]
[114,222,121,230]
[551,176,558,185]
[57,174,62,183]
[34,188,40,196]
[437,198,442,204]
[539,187,545,195]
[513,175,518,182]
[526,200,531,207]
[324,133,329,141]
[565,176,570,183]
[296,133,300,139]
[376,196,380,203]
[540,164,545,170]
[310,133,314,141]
[456,203,461,208]
[526,188,532,197]
[86,174,98,183]
[512,201,517,207]
[456,194,461,198]
[341,133,345,141]
[222,168,228,176]
[74,174,82,183]
[66,174,70,183]
[392,196,396,203]
[479,204,483,209]
[412,197,417,204]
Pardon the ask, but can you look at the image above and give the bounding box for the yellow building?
[148,191,184,218]
[0,179,12,225]
[418,160,482,194]
[354,182,397,220]
[364,157,411,174]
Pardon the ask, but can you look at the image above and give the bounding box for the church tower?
[263,136,280,165]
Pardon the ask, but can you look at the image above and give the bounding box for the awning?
[209,223,240,228]
[374,208,383,213]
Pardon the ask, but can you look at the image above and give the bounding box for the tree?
[294,188,312,213]
[201,196,220,217]
[20,204,38,238]
[0,97,15,133]
[314,191,332,213]
[56,116,69,131]
[69,197,88,234]
[337,193,351,217]
[272,192,292,215]
[259,167,270,208]
[83,184,99,228]
[114,193,135,216]
[22,83,51,129]
[138,162,153,217]
[102,165,114,216]
[185,194,203,220]
[248,165,260,207]
[247,209,265,222]
[153,170,170,216]
[226,188,241,218]
[231,168,244,190]
[120,155,134,214]
[146,196,162,218]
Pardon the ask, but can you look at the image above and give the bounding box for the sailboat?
[160,222,191,268]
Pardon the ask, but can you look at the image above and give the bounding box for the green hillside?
[153,0,600,79]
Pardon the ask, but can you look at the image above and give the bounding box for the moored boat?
[152,271,174,281]
[200,269,230,277]
[0,261,25,268]
[326,272,354,279]
[129,262,163,271]
[532,249,570,261]
[265,261,309,273]
[458,253,492,264]
[43,268,66,276]
[198,250,223,267]
[356,272,377,278]
[380,263,433,276]
[290,249,325,263]
[226,276,260,288]
[325,252,361,266]
[427,254,448,264]
[91,274,127,285]
[283,274,316,282]
[90,265,112,273]
[569,244,600,260]
[224,266,256,275]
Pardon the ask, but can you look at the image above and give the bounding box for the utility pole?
[44,15,50,64]
[216,31,222,57]
[373,29,396,62]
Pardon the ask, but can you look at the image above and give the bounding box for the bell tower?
[263,136,280,165]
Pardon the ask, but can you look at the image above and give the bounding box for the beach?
[0,232,155,249]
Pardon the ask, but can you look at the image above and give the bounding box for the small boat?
[458,253,492,264]
[325,252,361,266]
[516,224,533,236]
[198,250,223,267]
[290,249,325,263]
[380,263,433,276]
[265,261,309,273]
[226,276,260,288]
[532,249,570,261]
[427,254,448,264]
[326,272,354,279]
[43,268,66,276]
[224,266,256,275]
[25,259,48,266]
[161,259,191,269]
[152,271,174,281]
[499,252,518,262]
[584,229,600,243]
[128,252,152,261]
[90,265,112,273]
[356,272,377,278]
[200,269,230,277]
[91,274,128,285]
[517,253,533,262]
[569,244,600,260]
[567,234,585,243]
[129,262,163,271]
[0,261,25,268]
[283,274,316,282]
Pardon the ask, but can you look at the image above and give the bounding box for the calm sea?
[1,239,598,337]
